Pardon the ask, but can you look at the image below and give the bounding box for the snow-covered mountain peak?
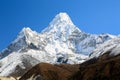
[50,12,73,25]
[42,12,80,33]
[20,27,37,37]
[0,12,117,76]
[13,27,38,44]
[21,27,33,34]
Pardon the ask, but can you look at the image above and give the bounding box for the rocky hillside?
[19,63,79,80]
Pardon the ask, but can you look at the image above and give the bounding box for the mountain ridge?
[0,12,116,77]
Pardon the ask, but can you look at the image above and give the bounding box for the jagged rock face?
[19,63,79,80]
[0,12,115,77]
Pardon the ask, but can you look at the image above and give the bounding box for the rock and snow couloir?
[0,12,116,76]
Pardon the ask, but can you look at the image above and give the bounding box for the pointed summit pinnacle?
[42,12,78,32]
[49,12,74,26]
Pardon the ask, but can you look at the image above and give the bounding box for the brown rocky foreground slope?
[19,51,120,80]
[71,52,120,80]
[19,63,79,80]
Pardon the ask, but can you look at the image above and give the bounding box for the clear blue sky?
[0,0,120,51]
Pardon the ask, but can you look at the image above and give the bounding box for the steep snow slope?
[0,12,115,76]
[90,36,120,58]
